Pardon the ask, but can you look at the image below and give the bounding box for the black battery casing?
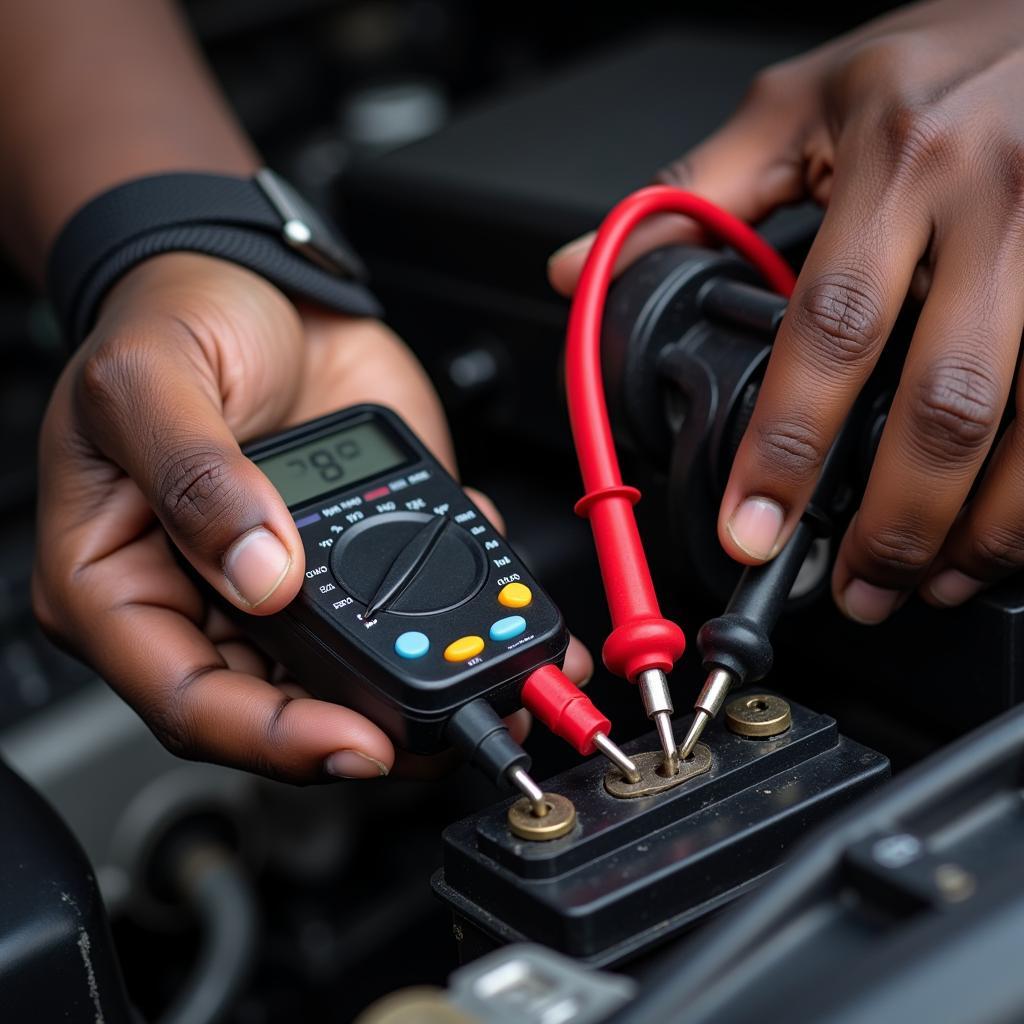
[435,691,889,965]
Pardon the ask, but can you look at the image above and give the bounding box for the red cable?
[565,186,796,684]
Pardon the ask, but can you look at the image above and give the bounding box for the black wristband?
[47,170,382,346]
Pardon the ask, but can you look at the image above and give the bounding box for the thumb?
[547,68,812,297]
[77,328,304,615]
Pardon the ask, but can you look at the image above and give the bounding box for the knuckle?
[78,335,151,414]
[827,35,924,119]
[30,563,86,657]
[909,358,1002,463]
[878,97,957,173]
[29,576,62,642]
[792,271,887,365]
[154,444,239,539]
[753,417,827,486]
[145,697,201,762]
[991,137,1024,214]
[860,524,934,577]
[144,671,206,762]
[655,156,696,189]
[254,697,300,781]
[745,61,799,105]
[969,525,1024,573]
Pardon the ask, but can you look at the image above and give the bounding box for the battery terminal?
[508,792,577,841]
[604,743,712,799]
[724,693,792,738]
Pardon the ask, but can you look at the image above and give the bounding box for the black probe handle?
[697,519,816,682]
[446,698,531,789]
[698,429,850,683]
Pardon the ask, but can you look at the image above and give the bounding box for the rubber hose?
[158,844,259,1024]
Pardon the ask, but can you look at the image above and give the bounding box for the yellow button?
[498,582,533,609]
[444,635,485,662]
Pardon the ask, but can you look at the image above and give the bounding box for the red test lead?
[522,665,640,783]
[564,186,796,770]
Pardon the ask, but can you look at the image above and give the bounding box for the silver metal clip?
[255,167,366,280]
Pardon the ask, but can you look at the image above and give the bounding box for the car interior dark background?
[3,2,1023,1023]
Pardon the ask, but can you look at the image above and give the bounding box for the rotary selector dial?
[330,511,487,616]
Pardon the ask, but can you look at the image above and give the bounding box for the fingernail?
[324,750,389,779]
[726,497,785,561]
[841,580,901,624]
[928,569,983,607]
[223,527,291,607]
[548,231,594,266]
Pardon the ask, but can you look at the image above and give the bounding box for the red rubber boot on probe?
[522,665,640,782]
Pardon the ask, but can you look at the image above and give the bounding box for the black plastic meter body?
[237,405,568,753]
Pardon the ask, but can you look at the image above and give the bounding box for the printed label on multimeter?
[240,405,567,745]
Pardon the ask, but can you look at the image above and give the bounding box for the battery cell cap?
[444,635,485,662]
[498,582,532,608]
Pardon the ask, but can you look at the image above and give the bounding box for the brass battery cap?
[605,743,712,799]
[725,694,792,738]
[507,792,576,840]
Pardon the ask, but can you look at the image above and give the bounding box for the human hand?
[550,0,1024,623]
[33,252,591,781]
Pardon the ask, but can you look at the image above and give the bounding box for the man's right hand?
[550,0,1024,626]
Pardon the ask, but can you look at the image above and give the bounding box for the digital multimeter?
[236,404,568,753]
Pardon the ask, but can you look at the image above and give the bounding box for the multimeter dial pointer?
[362,512,451,618]
[331,510,487,615]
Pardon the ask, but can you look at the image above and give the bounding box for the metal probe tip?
[636,668,678,775]
[508,765,548,818]
[653,712,679,776]
[593,732,641,784]
[678,709,710,761]
[678,667,736,760]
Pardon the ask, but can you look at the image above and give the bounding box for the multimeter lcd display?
[255,421,407,507]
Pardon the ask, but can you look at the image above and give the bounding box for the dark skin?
[2,0,591,783]
[551,0,1024,625]
[11,0,1021,778]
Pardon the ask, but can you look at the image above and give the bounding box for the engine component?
[602,244,1024,737]
[0,756,133,1022]
[615,703,1024,1024]
[355,945,636,1024]
[435,692,888,966]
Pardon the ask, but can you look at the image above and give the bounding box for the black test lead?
[681,434,850,758]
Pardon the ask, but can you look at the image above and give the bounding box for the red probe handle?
[522,665,610,756]
[565,186,796,681]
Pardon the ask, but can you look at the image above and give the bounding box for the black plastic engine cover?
[0,757,132,1021]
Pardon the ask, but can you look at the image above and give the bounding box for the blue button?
[489,615,527,642]
[394,631,430,659]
